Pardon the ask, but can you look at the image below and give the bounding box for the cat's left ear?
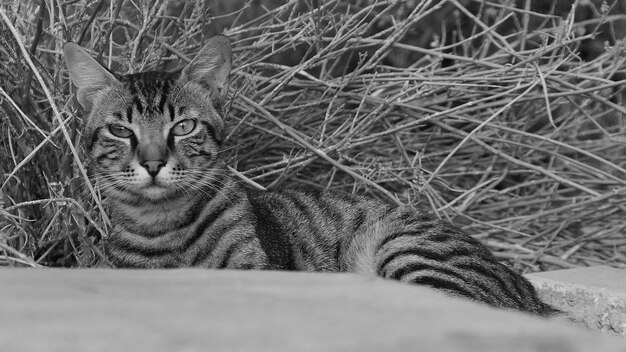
[63,42,119,112]
[180,35,232,104]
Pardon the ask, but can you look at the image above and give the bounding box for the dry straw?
[1,0,626,271]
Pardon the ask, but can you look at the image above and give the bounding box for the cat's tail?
[340,206,559,317]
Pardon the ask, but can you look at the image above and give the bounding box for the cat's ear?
[63,42,119,111]
[180,35,232,103]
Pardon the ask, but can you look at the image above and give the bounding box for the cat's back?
[247,188,388,233]
[245,188,390,271]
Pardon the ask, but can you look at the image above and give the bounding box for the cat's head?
[64,36,232,202]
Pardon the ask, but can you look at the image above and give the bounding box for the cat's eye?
[172,119,196,136]
[109,124,133,138]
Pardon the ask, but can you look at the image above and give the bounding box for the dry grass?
[1,0,626,271]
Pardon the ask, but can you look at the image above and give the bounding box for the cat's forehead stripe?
[126,105,133,123]
[122,74,179,118]
[127,79,145,115]
[133,96,144,114]
[158,80,169,115]
[168,103,175,122]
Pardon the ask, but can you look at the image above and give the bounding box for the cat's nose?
[141,160,165,177]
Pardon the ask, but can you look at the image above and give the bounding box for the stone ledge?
[527,266,626,335]
[0,268,624,351]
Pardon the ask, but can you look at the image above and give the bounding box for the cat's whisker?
[186,176,231,199]
[182,178,224,202]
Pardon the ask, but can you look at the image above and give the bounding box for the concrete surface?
[0,269,624,352]
[527,266,626,335]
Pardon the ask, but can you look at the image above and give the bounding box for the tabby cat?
[64,36,556,316]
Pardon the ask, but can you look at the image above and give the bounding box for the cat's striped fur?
[64,36,556,316]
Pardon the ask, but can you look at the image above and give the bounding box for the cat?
[64,35,556,316]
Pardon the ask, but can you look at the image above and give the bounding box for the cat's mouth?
[137,175,177,198]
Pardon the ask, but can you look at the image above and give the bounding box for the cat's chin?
[139,185,176,202]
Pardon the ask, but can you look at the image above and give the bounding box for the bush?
[2,0,626,270]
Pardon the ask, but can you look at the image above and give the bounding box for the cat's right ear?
[180,36,232,104]
[63,43,119,111]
